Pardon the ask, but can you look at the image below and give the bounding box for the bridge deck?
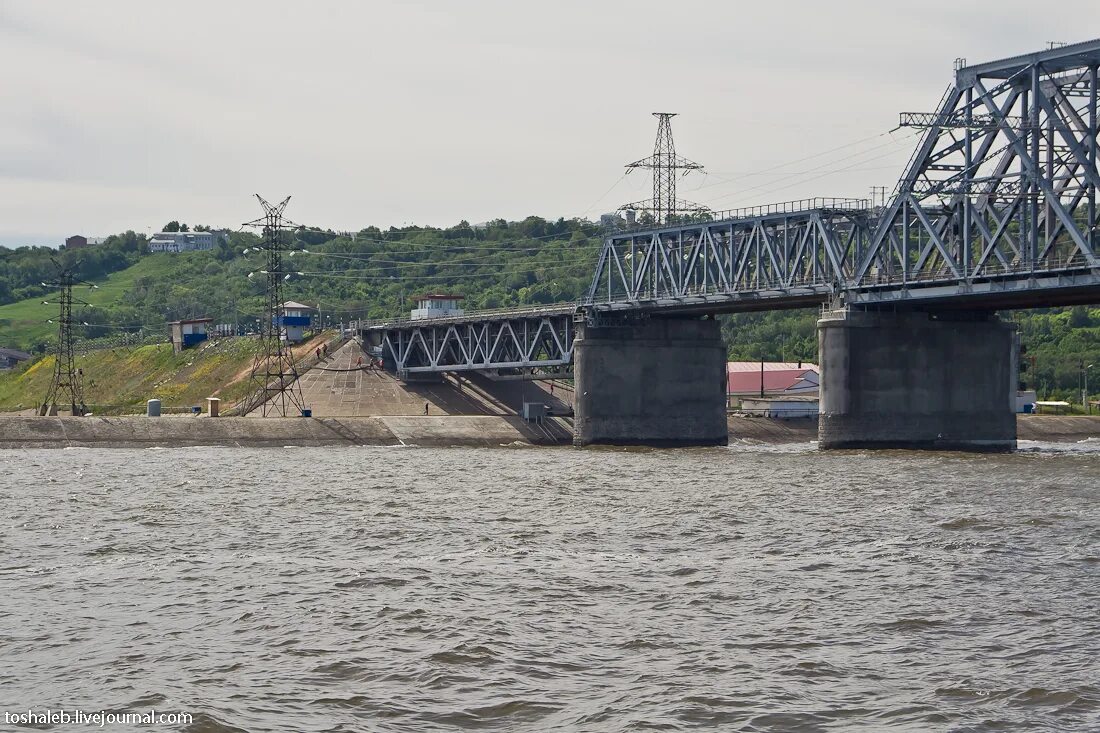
[361,302,579,330]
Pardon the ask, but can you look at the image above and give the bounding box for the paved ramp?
[295,340,573,418]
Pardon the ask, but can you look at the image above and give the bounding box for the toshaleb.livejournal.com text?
[5,709,193,728]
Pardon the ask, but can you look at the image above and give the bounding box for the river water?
[1,442,1099,732]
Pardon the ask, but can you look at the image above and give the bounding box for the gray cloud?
[0,0,1096,246]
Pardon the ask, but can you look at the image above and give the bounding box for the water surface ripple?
[1,444,1099,731]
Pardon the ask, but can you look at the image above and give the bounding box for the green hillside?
[0,254,180,350]
[0,337,263,414]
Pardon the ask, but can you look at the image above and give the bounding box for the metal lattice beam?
[587,201,873,313]
[379,314,574,376]
[853,40,1100,289]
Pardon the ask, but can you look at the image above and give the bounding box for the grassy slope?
[0,254,178,349]
[0,331,336,413]
[0,337,263,413]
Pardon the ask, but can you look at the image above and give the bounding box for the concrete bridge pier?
[818,308,1017,451]
[573,317,728,447]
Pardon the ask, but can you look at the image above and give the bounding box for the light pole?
[1086,363,1095,414]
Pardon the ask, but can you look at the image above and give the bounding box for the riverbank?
[1017,414,1100,442]
[2,414,1098,449]
[728,414,1100,445]
[727,415,819,443]
[0,415,573,449]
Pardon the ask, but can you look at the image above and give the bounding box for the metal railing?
[611,198,872,233]
[356,301,583,329]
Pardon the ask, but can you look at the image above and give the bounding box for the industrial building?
[169,318,213,352]
[738,395,819,418]
[63,235,104,250]
[0,347,32,370]
[727,362,819,400]
[148,231,224,253]
[726,362,821,416]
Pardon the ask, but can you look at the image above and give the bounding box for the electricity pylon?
[40,265,96,416]
[243,195,306,416]
[620,112,710,224]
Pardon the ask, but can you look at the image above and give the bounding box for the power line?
[705,133,920,206]
[580,172,630,217]
[692,127,905,193]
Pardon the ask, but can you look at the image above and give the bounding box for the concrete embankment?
[1017,415,1100,443]
[726,415,1100,445]
[727,416,819,443]
[0,415,573,449]
[2,414,1097,449]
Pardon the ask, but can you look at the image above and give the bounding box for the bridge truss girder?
[382,314,574,375]
[853,39,1100,290]
[587,40,1100,313]
[587,205,872,311]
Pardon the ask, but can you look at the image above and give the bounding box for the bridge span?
[365,39,1100,451]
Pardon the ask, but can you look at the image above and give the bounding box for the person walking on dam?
[424,402,429,416]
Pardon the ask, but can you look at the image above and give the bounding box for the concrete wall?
[818,309,1017,451]
[573,317,728,446]
[0,415,573,449]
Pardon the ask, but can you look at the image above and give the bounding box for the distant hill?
[0,254,183,350]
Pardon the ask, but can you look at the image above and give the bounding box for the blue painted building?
[280,301,315,343]
[169,317,213,353]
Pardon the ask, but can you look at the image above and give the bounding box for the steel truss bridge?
[365,304,577,378]
[368,39,1100,377]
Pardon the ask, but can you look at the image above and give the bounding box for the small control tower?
[280,301,315,343]
[410,294,464,320]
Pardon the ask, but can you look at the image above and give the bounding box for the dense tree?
[0,232,147,307]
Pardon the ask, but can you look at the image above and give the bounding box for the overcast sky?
[0,1,1097,246]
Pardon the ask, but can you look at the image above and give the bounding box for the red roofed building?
[727,362,819,403]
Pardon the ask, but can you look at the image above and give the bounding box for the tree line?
[2,217,1098,400]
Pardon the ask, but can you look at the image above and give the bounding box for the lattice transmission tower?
[620,112,710,224]
[243,194,306,417]
[39,265,95,416]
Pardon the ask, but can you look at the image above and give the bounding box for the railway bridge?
[365,40,1100,450]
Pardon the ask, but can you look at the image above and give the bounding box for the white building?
[148,231,225,253]
[410,294,465,320]
[739,395,820,419]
